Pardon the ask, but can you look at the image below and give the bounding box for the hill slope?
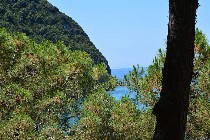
[0,0,110,73]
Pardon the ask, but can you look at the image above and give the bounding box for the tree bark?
[152,0,198,140]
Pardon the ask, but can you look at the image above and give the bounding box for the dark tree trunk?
[152,0,198,140]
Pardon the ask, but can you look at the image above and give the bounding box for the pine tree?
[152,0,199,139]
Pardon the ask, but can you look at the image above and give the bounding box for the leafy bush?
[0,28,101,138]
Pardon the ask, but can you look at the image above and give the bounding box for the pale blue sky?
[48,0,209,69]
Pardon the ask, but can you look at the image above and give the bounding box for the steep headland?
[0,0,110,73]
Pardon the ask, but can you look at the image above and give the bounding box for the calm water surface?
[108,86,137,100]
[108,86,144,109]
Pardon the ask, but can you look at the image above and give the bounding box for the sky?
[47,0,210,69]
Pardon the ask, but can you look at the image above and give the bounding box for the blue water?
[108,86,144,109]
[108,86,137,100]
[111,67,148,80]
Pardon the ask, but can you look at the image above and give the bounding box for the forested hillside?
[0,0,110,73]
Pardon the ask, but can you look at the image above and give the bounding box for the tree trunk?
[152,0,198,140]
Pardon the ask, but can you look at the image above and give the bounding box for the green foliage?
[124,49,165,108]
[74,88,115,139]
[0,0,110,73]
[74,89,155,140]
[0,28,97,138]
[93,63,118,90]
[110,97,155,140]
[138,49,165,108]
[0,114,35,139]
[105,76,118,91]
[123,65,145,92]
[186,29,210,140]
